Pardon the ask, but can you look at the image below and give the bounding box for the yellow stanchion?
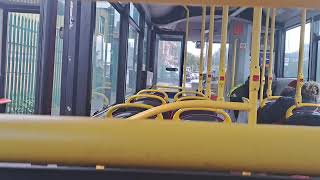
[266,8,276,98]
[248,7,262,125]
[205,5,215,98]
[182,6,190,91]
[260,8,270,104]
[198,5,206,93]
[217,6,229,101]
[231,38,238,90]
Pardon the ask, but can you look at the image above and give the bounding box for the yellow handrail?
[231,38,238,90]
[129,100,251,120]
[217,6,229,101]
[106,103,164,120]
[198,5,206,93]
[266,8,276,98]
[137,89,169,102]
[261,96,282,108]
[295,9,307,105]
[172,108,232,124]
[182,6,190,91]
[126,94,167,105]
[205,5,215,98]
[153,85,183,90]
[286,103,320,119]
[260,8,270,104]
[248,7,262,125]
[174,91,205,101]
[176,96,210,102]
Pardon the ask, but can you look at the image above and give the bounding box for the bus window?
[156,40,182,87]
[317,40,320,82]
[284,23,310,79]
[126,25,139,97]
[91,2,120,115]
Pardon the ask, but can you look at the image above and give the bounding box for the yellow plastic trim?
[126,94,167,105]
[205,5,215,98]
[198,5,206,93]
[174,91,205,101]
[217,6,229,101]
[286,103,320,119]
[176,96,210,102]
[137,89,169,102]
[261,96,282,108]
[182,6,189,91]
[266,8,276,98]
[248,7,262,125]
[260,8,270,104]
[231,39,238,90]
[295,9,307,105]
[130,100,251,120]
[106,103,163,120]
[172,108,232,124]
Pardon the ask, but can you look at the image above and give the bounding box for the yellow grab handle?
[261,96,282,108]
[172,108,232,124]
[286,103,320,119]
[126,94,167,105]
[137,89,169,102]
[174,91,205,101]
[106,103,163,120]
[176,96,210,102]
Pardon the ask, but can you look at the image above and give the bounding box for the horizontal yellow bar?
[1,115,320,175]
[104,0,320,9]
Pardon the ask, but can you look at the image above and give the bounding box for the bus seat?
[284,111,320,126]
[178,110,224,122]
[106,104,163,120]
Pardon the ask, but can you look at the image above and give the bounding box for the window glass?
[51,0,65,115]
[317,41,320,82]
[284,23,310,79]
[156,40,182,87]
[142,23,148,71]
[126,25,139,97]
[91,2,120,115]
[129,3,140,25]
[185,41,229,93]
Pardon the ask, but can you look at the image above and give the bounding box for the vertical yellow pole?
[205,6,215,98]
[260,8,270,104]
[198,5,206,93]
[295,9,307,105]
[182,6,190,91]
[248,7,262,126]
[217,6,229,101]
[231,38,238,90]
[266,8,276,98]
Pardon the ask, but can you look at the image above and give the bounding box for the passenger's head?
[280,86,296,97]
[302,81,320,103]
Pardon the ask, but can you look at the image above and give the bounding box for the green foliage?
[9,97,35,114]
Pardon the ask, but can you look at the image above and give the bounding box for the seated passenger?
[258,81,320,124]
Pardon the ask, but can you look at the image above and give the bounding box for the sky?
[285,23,310,53]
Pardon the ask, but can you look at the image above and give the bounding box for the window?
[317,41,320,82]
[98,16,105,35]
[284,23,310,79]
[129,3,140,25]
[142,23,148,71]
[126,25,139,97]
[51,0,65,115]
[91,2,120,115]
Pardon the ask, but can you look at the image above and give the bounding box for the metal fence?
[4,12,39,114]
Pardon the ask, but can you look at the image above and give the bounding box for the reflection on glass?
[156,40,182,87]
[126,25,139,97]
[284,23,310,78]
[51,0,65,115]
[142,23,148,71]
[129,3,140,25]
[91,2,120,115]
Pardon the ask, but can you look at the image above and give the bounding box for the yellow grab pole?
[205,6,215,98]
[198,5,206,93]
[182,6,190,91]
[295,9,307,105]
[2,116,320,175]
[248,7,262,125]
[260,8,270,104]
[217,6,229,101]
[266,8,276,98]
[231,39,238,89]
